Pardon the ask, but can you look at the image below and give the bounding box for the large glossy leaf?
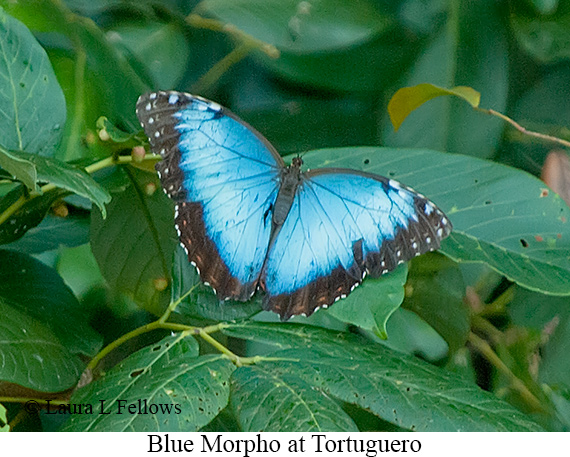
[300,147,570,296]
[0,250,102,357]
[381,0,508,158]
[223,322,543,432]
[62,335,235,432]
[0,298,85,392]
[3,1,147,130]
[90,167,175,315]
[0,8,66,156]
[231,365,358,432]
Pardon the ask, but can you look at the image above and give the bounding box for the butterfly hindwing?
[261,169,452,319]
[136,91,283,300]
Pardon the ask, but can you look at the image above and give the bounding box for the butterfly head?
[291,156,303,169]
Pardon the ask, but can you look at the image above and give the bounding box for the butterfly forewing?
[136,91,282,301]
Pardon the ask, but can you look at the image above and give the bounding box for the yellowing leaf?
[388,83,481,131]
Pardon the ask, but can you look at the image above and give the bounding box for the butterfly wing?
[136,91,283,301]
[260,169,452,319]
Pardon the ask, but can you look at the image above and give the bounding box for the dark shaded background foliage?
[0,0,569,432]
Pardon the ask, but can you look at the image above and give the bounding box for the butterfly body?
[136,91,452,320]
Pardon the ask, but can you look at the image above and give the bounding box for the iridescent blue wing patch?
[260,170,452,319]
[136,91,283,301]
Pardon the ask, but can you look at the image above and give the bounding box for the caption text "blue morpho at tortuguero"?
[148,434,422,455]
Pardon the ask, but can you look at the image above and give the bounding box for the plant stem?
[196,329,243,365]
[468,332,546,413]
[192,42,256,94]
[186,13,279,94]
[478,107,570,149]
[0,154,156,229]
[85,320,196,373]
[157,280,199,324]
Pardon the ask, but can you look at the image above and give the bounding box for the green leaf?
[111,21,190,89]
[544,387,570,431]
[224,322,543,431]
[0,403,9,432]
[4,213,89,254]
[381,0,508,158]
[326,264,407,338]
[46,46,111,162]
[231,365,358,431]
[72,15,148,130]
[0,186,67,245]
[0,250,102,357]
[232,83,379,155]
[62,335,235,432]
[9,150,111,217]
[380,307,449,362]
[0,146,37,191]
[403,253,469,353]
[96,117,136,144]
[0,298,85,392]
[262,31,414,93]
[299,147,570,296]
[4,1,148,131]
[388,83,481,131]
[200,0,390,52]
[90,167,175,315]
[200,0,403,92]
[0,8,66,156]
[172,245,262,322]
[56,243,105,298]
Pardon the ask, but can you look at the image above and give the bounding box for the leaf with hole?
[62,334,235,432]
[223,322,543,431]
[231,364,358,431]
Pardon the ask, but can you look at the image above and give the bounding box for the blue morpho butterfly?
[136,91,452,320]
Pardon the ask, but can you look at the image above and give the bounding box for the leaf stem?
[468,332,546,413]
[186,14,279,59]
[158,283,200,323]
[195,329,243,365]
[0,154,157,229]
[186,13,279,94]
[192,42,256,94]
[477,107,570,149]
[64,47,87,162]
[87,315,246,373]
